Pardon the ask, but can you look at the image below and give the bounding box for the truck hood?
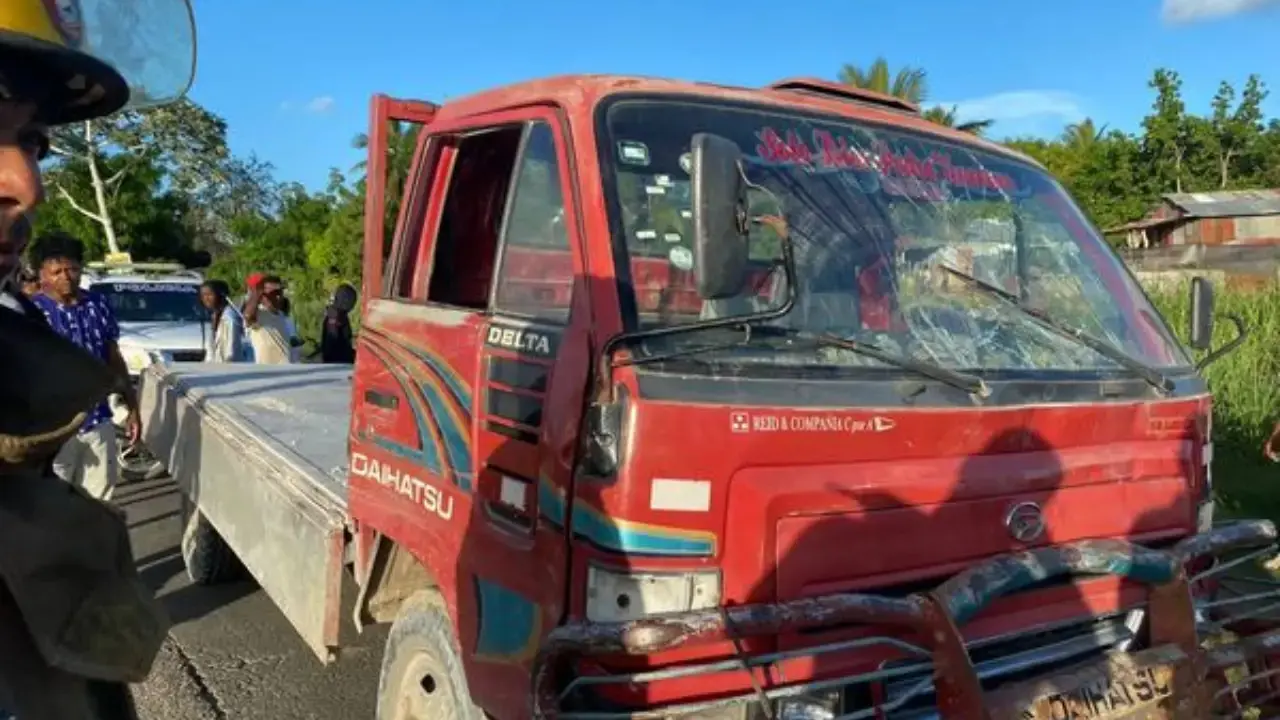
[603,394,1210,610]
[118,321,206,351]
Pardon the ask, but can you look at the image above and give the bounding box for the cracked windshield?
[606,101,1189,374]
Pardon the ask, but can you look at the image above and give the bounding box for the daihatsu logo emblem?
[1005,502,1046,543]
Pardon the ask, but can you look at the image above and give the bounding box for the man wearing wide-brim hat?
[0,1,197,717]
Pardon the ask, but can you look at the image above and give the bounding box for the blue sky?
[187,0,1280,191]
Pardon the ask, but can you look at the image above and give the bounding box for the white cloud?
[934,90,1086,126]
[305,96,335,114]
[1161,0,1280,23]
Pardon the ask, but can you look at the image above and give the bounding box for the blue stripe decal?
[416,379,474,492]
[538,479,714,556]
[570,508,715,556]
[364,345,443,474]
[377,331,474,416]
[538,479,566,527]
[473,577,539,661]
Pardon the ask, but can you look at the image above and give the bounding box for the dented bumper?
[531,520,1280,719]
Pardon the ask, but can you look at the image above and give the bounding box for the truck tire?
[376,592,483,720]
[179,494,243,585]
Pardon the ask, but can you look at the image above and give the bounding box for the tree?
[1061,119,1107,150]
[187,153,281,254]
[46,99,230,255]
[922,105,995,136]
[1209,75,1268,188]
[1141,69,1193,193]
[838,57,929,104]
[33,151,197,262]
[837,59,993,134]
[352,121,422,258]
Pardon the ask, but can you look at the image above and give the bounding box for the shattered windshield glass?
[600,99,1189,375]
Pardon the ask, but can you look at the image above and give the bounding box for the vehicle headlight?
[120,345,163,375]
[585,565,720,622]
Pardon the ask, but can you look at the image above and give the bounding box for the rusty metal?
[530,522,1280,720]
[984,642,1194,719]
[918,597,988,720]
[1172,519,1277,563]
[932,539,1179,626]
[531,592,928,719]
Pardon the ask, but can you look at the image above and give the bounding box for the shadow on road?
[117,477,258,628]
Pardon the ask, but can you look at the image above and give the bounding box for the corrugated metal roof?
[1164,189,1280,218]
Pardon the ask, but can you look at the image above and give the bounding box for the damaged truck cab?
[172,74,1280,720]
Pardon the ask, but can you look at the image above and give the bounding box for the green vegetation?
[1148,282,1280,520]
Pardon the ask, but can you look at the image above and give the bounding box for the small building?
[1106,189,1280,249]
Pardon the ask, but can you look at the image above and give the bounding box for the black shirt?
[319,307,355,364]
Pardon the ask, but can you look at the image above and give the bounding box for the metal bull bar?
[530,520,1280,719]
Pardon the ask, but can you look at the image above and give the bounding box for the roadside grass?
[1146,282,1280,523]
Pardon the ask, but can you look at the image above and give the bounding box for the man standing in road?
[30,233,141,501]
[244,274,296,364]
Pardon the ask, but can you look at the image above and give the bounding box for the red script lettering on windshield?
[754,127,1017,193]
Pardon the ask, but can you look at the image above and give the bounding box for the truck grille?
[866,610,1145,719]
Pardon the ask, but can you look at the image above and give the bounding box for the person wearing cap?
[240,271,263,313]
[0,0,197,716]
[243,274,296,364]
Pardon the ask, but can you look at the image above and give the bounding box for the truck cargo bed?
[139,362,355,661]
[145,363,354,504]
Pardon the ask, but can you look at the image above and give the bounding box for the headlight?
[119,345,154,374]
[119,346,168,375]
[585,565,720,622]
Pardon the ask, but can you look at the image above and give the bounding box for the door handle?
[364,389,399,410]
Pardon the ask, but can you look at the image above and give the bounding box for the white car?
[81,263,210,380]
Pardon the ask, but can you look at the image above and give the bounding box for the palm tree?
[838,57,928,104]
[351,122,421,256]
[923,105,996,137]
[838,58,993,136]
[351,121,420,186]
[1060,118,1107,149]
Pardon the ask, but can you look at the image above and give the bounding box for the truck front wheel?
[179,494,243,585]
[376,591,483,720]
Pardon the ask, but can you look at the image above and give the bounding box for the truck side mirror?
[1189,276,1215,351]
[689,133,750,300]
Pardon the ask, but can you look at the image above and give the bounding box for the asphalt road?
[119,475,388,719]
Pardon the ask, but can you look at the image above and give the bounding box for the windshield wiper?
[937,266,1175,394]
[625,322,989,397]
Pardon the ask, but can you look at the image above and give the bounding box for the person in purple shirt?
[30,233,140,501]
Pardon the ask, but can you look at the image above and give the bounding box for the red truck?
[140,75,1280,720]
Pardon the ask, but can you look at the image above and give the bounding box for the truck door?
[349,100,588,719]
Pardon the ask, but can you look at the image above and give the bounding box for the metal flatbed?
[139,362,355,660]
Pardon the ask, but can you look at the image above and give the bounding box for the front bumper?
[531,521,1280,720]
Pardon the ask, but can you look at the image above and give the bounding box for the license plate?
[1018,664,1175,720]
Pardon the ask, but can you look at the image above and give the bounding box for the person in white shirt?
[243,274,296,364]
[279,295,303,363]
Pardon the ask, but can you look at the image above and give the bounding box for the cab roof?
[432,74,1042,169]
